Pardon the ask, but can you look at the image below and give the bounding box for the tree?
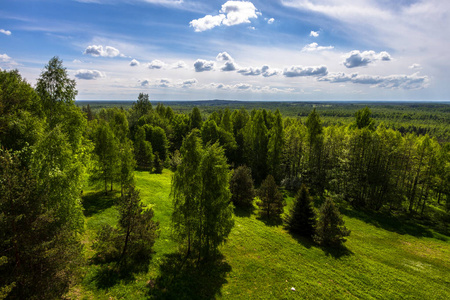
[285,185,316,238]
[134,126,154,170]
[0,150,83,299]
[172,130,204,256]
[172,131,234,259]
[257,175,285,220]
[314,198,350,247]
[245,110,268,184]
[143,125,168,162]
[305,108,325,195]
[93,185,159,265]
[189,107,203,130]
[196,143,234,258]
[133,93,152,117]
[230,165,255,208]
[118,139,136,196]
[267,109,284,182]
[153,152,164,174]
[354,106,375,130]
[91,121,119,194]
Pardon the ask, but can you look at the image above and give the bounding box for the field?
[72,170,450,299]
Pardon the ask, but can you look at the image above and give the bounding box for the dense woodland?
[1,58,449,299]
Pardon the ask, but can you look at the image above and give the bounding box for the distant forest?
[1,57,449,299]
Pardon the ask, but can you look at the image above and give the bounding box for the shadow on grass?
[148,252,231,300]
[87,256,151,290]
[233,205,255,218]
[339,207,445,239]
[257,215,283,227]
[288,230,353,258]
[82,190,120,217]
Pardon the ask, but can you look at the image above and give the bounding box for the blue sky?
[1,0,449,101]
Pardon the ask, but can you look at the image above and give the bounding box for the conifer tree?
[230,165,255,208]
[285,184,316,238]
[257,175,285,219]
[314,198,350,247]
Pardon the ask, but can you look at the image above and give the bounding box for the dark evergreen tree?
[230,165,255,208]
[285,185,316,238]
[134,126,154,170]
[93,185,159,265]
[257,175,285,219]
[189,107,203,130]
[153,152,164,174]
[314,198,350,247]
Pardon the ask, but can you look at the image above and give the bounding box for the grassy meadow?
[71,169,450,299]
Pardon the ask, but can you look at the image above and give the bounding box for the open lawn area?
[71,170,450,299]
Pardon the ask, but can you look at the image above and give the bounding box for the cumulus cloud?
[343,50,392,68]
[221,61,238,71]
[172,60,187,69]
[319,72,429,89]
[283,65,328,77]
[238,65,281,77]
[234,83,252,90]
[73,59,82,64]
[158,78,171,88]
[130,59,140,66]
[141,80,150,87]
[194,59,215,72]
[310,30,319,37]
[216,52,233,61]
[409,63,422,70]
[148,59,165,69]
[0,29,11,36]
[84,45,124,57]
[190,1,259,32]
[267,18,275,24]
[302,42,334,52]
[182,78,198,88]
[74,69,105,80]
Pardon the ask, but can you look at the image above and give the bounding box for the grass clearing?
[71,170,450,299]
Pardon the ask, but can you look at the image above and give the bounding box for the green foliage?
[230,165,255,208]
[0,150,83,300]
[189,106,203,130]
[285,184,317,238]
[267,109,284,181]
[132,93,152,117]
[134,126,154,170]
[93,185,159,265]
[314,198,350,247]
[153,152,164,174]
[257,174,285,220]
[143,124,168,162]
[354,106,375,130]
[245,110,269,184]
[172,131,234,259]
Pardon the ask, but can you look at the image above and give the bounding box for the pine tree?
[314,198,350,247]
[93,185,159,265]
[230,165,255,208]
[285,185,316,238]
[257,175,285,219]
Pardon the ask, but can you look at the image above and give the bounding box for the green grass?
[71,170,450,299]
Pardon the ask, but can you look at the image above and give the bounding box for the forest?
[1,58,449,299]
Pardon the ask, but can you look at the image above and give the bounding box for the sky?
[1,0,450,101]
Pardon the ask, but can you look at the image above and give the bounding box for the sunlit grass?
[71,170,450,299]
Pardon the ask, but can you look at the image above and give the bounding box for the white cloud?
[74,69,105,80]
[221,61,238,71]
[190,1,259,32]
[343,50,392,68]
[0,54,17,68]
[148,59,165,69]
[237,65,281,77]
[234,83,252,90]
[310,30,319,37]
[301,42,333,52]
[409,63,422,70]
[0,29,11,36]
[283,65,328,77]
[73,59,82,64]
[130,59,140,66]
[84,45,124,57]
[158,78,171,87]
[216,52,233,61]
[319,72,429,90]
[141,79,150,87]
[267,18,275,24]
[190,14,225,32]
[181,78,198,88]
[194,59,215,72]
[172,60,187,69]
